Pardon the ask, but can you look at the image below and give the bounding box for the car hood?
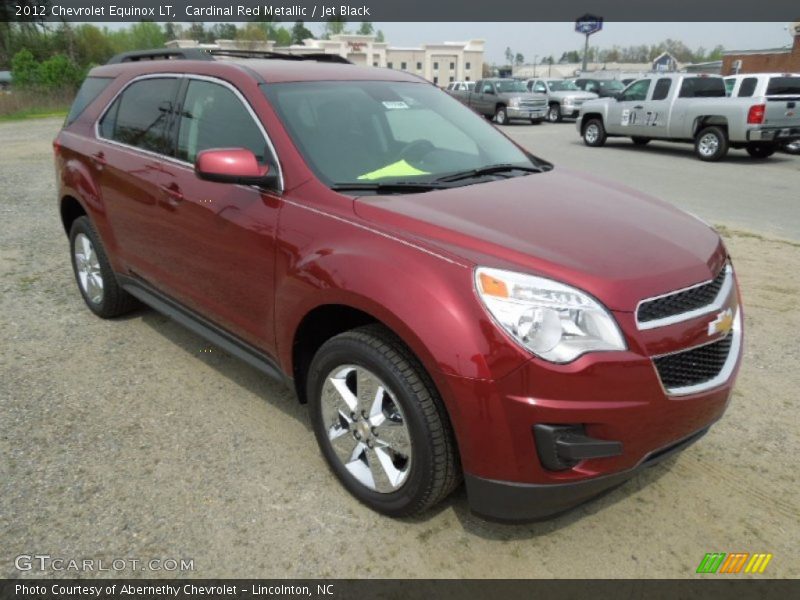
[550,90,598,100]
[353,169,726,312]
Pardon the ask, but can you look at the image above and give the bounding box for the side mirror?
[195,148,278,189]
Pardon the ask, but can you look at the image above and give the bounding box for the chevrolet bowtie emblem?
[708,308,734,337]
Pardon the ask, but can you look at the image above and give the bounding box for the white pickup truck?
[576,73,800,161]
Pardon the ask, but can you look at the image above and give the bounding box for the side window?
[620,79,651,102]
[177,80,268,164]
[724,78,735,96]
[533,81,547,93]
[737,77,757,97]
[66,76,113,126]
[483,83,495,94]
[651,78,672,101]
[99,78,180,155]
[679,77,726,98]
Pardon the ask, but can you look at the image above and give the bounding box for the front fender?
[273,199,530,385]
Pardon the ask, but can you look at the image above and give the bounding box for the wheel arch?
[60,195,88,236]
[581,112,604,132]
[693,115,729,137]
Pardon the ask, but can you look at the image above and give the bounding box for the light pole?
[533,54,538,77]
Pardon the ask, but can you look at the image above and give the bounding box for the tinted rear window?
[99,78,180,155]
[65,77,113,126]
[766,77,800,96]
[679,77,726,98]
[737,77,758,97]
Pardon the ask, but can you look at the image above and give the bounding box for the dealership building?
[721,22,800,75]
[167,34,485,86]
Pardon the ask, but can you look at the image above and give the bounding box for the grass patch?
[0,108,67,122]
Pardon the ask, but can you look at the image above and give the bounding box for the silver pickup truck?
[577,73,800,161]
[448,78,548,125]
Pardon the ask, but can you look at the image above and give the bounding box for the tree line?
[1,20,385,90]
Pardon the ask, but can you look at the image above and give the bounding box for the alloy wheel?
[74,233,104,304]
[320,365,412,493]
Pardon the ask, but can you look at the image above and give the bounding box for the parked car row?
[575,72,800,161]
[447,78,549,124]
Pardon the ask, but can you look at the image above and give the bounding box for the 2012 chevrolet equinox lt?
[54,49,743,521]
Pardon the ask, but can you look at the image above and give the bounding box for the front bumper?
[508,106,548,120]
[560,105,581,118]
[437,282,742,521]
[465,426,709,521]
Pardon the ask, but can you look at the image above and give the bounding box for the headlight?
[475,267,627,363]
[508,98,520,108]
[563,96,575,105]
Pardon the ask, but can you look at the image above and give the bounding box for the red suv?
[54,49,743,521]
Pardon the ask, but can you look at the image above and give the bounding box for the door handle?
[159,184,184,205]
[633,105,644,109]
[90,151,106,167]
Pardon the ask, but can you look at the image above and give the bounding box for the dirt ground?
[1,118,798,579]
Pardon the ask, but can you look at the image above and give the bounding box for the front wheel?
[582,118,607,147]
[547,104,562,123]
[694,126,729,162]
[307,325,461,517]
[746,143,777,159]
[494,105,508,125]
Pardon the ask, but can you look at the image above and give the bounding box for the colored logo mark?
[696,553,773,574]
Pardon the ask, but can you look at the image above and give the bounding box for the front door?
[148,77,282,349]
[607,78,652,136]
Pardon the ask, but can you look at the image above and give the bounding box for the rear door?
[95,76,182,277]
[149,76,282,347]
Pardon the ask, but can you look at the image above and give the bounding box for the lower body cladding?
[439,322,741,521]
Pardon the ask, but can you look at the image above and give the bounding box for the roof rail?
[107,48,213,64]
[206,49,352,64]
[106,48,353,66]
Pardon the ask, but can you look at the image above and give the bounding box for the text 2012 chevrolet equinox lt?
[54,49,743,521]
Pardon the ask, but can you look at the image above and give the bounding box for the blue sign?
[575,15,603,35]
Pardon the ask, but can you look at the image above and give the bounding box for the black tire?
[547,103,562,123]
[694,126,729,162]
[582,118,607,147]
[631,136,650,146]
[307,325,461,517]
[69,216,138,318]
[494,105,508,125]
[745,143,777,159]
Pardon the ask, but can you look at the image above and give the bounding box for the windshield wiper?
[435,163,544,183]
[331,181,451,194]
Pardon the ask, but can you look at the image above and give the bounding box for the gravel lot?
[1,117,798,579]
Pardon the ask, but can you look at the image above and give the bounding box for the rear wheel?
[69,216,138,318]
[582,118,607,147]
[782,140,800,154]
[494,105,508,125]
[746,143,777,159]
[307,325,460,517]
[694,126,729,162]
[631,136,650,146]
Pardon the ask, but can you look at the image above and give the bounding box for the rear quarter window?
[65,77,113,126]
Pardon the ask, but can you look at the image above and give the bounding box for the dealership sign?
[575,15,603,35]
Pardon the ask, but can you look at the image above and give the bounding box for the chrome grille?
[520,99,547,109]
[654,334,733,391]
[636,265,732,330]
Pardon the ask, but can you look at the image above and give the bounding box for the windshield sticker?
[382,101,409,110]
[357,160,431,181]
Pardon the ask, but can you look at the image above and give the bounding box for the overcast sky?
[304,22,795,63]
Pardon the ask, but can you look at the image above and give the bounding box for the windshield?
[262,80,541,187]
[495,80,528,93]
[598,80,624,90]
[547,80,581,91]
